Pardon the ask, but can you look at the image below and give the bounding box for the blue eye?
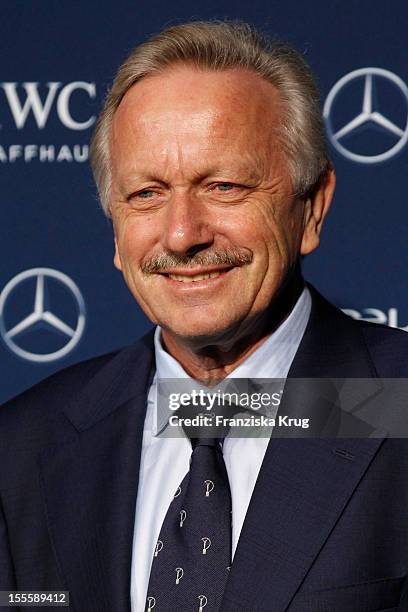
[137,190,155,198]
[217,183,235,191]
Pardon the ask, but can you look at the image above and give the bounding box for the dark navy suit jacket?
[1,285,408,611]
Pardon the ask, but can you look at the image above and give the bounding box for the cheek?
[117,217,158,263]
[214,209,282,278]
[263,204,304,262]
[214,207,266,246]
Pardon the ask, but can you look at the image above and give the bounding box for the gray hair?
[90,20,329,217]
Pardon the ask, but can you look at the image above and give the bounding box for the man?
[1,20,408,612]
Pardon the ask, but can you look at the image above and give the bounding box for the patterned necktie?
[145,436,232,612]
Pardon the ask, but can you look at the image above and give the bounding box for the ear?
[113,235,122,271]
[300,166,336,256]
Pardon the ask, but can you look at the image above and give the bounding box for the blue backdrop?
[1,0,407,403]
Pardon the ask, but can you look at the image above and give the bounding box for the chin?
[159,313,243,344]
[163,321,221,339]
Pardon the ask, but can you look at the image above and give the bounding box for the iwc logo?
[0,81,96,164]
[324,68,408,163]
[0,268,86,362]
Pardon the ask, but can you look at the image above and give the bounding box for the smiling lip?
[158,266,234,284]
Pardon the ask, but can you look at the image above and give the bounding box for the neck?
[160,274,305,384]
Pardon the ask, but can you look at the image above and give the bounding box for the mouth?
[159,266,234,284]
[167,271,224,282]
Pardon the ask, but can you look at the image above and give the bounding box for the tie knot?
[177,391,243,442]
[190,437,224,450]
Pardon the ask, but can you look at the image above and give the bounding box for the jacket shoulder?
[0,325,155,430]
[356,318,408,377]
[306,284,408,378]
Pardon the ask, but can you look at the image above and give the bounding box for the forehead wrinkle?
[113,144,275,195]
[110,66,286,189]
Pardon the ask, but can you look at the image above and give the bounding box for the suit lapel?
[39,331,155,612]
[221,286,386,611]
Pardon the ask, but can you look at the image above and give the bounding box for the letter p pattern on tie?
[145,437,232,611]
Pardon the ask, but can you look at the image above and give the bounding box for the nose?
[160,190,214,255]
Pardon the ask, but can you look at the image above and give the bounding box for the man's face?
[109,66,327,343]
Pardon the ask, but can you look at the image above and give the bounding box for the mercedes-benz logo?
[0,267,86,363]
[323,67,408,163]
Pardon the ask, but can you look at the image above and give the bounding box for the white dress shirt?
[130,287,311,611]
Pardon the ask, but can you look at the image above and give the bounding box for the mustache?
[141,248,253,274]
